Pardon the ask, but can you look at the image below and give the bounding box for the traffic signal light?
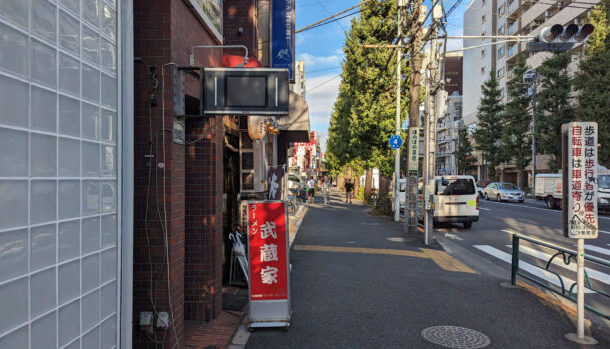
[529,24,595,52]
[538,24,595,43]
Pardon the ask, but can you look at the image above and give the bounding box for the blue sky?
[295,0,468,151]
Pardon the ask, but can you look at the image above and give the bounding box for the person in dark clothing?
[344,179,354,204]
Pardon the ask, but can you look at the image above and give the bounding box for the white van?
[419,175,479,228]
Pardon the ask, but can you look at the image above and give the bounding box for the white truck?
[535,166,610,210]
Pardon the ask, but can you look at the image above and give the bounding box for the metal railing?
[510,232,610,319]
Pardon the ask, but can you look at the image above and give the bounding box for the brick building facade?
[132,0,227,347]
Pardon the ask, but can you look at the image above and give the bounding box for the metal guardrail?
[510,232,610,320]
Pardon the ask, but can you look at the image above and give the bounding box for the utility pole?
[405,0,425,233]
[422,3,444,245]
[394,0,408,222]
[531,77,537,196]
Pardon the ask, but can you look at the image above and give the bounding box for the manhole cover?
[421,326,490,348]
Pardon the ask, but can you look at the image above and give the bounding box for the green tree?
[536,52,575,172]
[585,0,610,56]
[473,72,504,181]
[456,127,475,175]
[501,54,531,187]
[574,0,610,166]
[326,1,409,207]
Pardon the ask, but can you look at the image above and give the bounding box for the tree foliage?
[585,0,610,56]
[536,52,574,172]
[501,54,531,186]
[574,0,610,167]
[473,72,504,181]
[456,127,475,175]
[326,1,409,178]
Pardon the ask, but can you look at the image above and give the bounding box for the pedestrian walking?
[322,177,329,205]
[344,178,353,204]
[307,176,316,204]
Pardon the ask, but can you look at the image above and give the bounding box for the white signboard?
[408,127,421,172]
[566,122,598,239]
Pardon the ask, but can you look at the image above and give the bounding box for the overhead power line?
[299,9,362,33]
[296,0,382,34]
[306,74,341,93]
[307,66,342,73]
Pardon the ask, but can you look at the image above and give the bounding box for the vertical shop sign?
[564,122,598,239]
[271,0,295,80]
[408,127,421,172]
[268,166,285,200]
[247,201,291,328]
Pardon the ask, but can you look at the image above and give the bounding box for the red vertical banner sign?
[247,201,289,300]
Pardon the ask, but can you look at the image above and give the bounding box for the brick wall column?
[184,116,224,321]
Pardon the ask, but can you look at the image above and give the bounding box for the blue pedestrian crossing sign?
[389,135,403,149]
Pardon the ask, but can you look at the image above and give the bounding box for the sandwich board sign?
[246,201,291,329]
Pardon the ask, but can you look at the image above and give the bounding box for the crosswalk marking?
[513,245,610,286]
[474,245,593,293]
[585,244,610,256]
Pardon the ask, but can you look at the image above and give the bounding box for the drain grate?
[421,326,490,348]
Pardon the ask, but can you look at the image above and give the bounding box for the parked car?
[418,175,480,229]
[483,182,525,203]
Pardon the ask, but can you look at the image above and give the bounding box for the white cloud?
[297,53,342,68]
[305,74,342,132]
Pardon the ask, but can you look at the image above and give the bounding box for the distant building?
[436,53,463,176]
[291,61,306,98]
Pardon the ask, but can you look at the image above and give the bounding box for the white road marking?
[502,229,519,235]
[599,230,610,235]
[482,201,555,212]
[444,233,464,241]
[474,245,593,293]
[585,244,610,256]
[512,245,610,286]
[483,201,610,220]
[479,207,491,211]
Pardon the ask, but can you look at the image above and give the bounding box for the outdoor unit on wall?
[202,68,290,115]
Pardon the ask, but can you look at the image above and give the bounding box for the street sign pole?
[393,1,406,222]
[577,238,585,339]
[562,122,598,345]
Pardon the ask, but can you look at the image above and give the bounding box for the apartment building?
[462,0,599,184]
[463,0,497,129]
[437,92,463,175]
[436,53,463,175]
[496,0,599,102]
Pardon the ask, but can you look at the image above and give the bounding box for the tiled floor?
[183,310,246,349]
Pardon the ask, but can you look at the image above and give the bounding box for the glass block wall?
[0,0,120,348]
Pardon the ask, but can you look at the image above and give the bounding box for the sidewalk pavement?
[244,191,606,348]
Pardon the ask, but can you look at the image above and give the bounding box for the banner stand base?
[247,320,291,331]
